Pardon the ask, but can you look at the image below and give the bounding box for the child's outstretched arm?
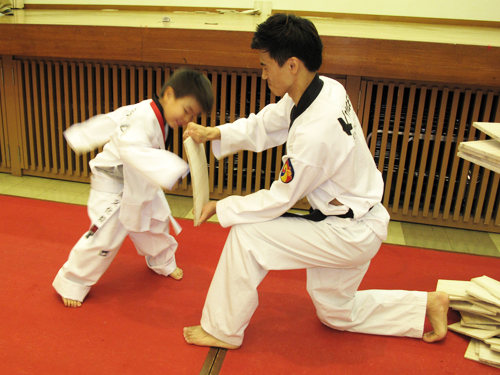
[183,122,220,144]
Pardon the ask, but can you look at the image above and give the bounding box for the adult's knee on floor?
[313,305,356,331]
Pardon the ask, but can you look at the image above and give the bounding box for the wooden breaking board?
[183,136,210,226]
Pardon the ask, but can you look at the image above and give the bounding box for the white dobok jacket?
[64,99,189,232]
[212,75,389,239]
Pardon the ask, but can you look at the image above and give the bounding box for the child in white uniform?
[53,69,213,307]
[183,14,449,348]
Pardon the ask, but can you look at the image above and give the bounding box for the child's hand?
[199,201,217,225]
[183,122,221,143]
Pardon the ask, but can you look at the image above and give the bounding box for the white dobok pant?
[200,210,427,347]
[53,186,178,302]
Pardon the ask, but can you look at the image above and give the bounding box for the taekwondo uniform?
[53,97,189,302]
[200,75,428,347]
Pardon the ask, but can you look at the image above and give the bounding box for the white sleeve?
[212,97,292,159]
[64,104,139,153]
[64,114,118,153]
[117,121,189,191]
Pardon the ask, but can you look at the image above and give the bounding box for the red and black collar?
[150,95,167,140]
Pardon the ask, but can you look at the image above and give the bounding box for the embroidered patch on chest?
[280,159,294,183]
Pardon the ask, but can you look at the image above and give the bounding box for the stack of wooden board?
[437,275,500,369]
[457,122,500,173]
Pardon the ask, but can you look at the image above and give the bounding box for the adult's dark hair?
[251,13,323,72]
[160,68,214,114]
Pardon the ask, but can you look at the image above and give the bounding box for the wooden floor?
[1,172,499,258]
[1,8,499,47]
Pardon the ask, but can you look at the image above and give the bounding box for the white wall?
[23,0,500,22]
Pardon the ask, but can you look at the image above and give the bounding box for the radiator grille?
[360,80,500,227]
[17,60,172,180]
[4,56,500,232]
[12,60,294,195]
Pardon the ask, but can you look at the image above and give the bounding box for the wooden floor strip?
[208,348,227,375]
[199,347,227,375]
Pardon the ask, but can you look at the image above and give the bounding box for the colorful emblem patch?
[280,159,294,183]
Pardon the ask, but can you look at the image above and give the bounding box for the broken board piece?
[465,339,482,363]
[465,339,500,369]
[458,139,500,163]
[466,284,500,309]
[457,150,500,174]
[475,312,500,324]
[460,321,500,331]
[450,300,496,316]
[183,136,210,227]
[473,122,500,142]
[479,340,500,366]
[472,275,500,301]
[486,338,500,346]
[448,322,500,340]
[437,279,478,301]
[458,139,500,174]
[473,299,500,315]
[461,311,500,326]
[466,340,500,369]
[465,339,480,362]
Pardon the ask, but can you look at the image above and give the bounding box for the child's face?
[162,87,203,129]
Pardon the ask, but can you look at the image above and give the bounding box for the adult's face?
[259,51,294,98]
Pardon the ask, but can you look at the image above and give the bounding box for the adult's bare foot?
[62,297,82,308]
[183,326,240,349]
[423,291,449,343]
[169,267,183,280]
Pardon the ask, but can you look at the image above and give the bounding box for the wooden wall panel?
[321,36,500,88]
[0,24,142,62]
[2,23,499,87]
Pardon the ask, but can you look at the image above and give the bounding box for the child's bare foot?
[169,267,183,280]
[183,326,240,349]
[423,291,449,343]
[62,297,82,308]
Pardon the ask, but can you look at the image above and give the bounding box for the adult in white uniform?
[53,69,213,307]
[183,14,449,348]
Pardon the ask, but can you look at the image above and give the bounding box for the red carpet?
[0,195,229,375]
[220,242,500,374]
[2,195,500,374]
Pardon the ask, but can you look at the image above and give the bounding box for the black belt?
[281,207,354,222]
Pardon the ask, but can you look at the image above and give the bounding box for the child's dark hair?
[160,68,214,113]
[251,13,323,72]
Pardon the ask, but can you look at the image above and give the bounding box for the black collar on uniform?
[289,74,324,128]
